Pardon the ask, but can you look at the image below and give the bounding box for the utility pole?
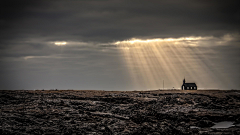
[163,80,164,90]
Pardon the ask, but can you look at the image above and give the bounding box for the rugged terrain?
[1,90,240,134]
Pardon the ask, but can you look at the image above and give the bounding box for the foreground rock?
[1,90,240,134]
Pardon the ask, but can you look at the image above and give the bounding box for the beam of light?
[136,45,158,88]
[187,47,235,89]
[54,41,67,46]
[168,43,207,87]
[113,35,236,90]
[154,42,181,87]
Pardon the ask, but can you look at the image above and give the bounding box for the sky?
[0,0,239,90]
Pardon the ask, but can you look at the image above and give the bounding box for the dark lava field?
[1,90,240,135]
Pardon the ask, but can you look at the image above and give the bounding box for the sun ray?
[133,44,153,89]
[168,43,205,86]
[155,42,181,87]
[182,46,219,88]
[139,44,159,89]
[189,47,234,89]
[114,36,232,90]
[120,47,138,88]
[144,44,165,89]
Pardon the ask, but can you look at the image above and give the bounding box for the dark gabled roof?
[183,83,197,87]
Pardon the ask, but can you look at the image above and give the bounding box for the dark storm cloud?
[1,0,239,45]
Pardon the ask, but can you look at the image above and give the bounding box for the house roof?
[183,83,197,87]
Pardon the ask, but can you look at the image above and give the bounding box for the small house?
[181,78,197,90]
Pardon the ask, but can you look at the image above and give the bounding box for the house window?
[187,87,189,89]
[194,87,196,89]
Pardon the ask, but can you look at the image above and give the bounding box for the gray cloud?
[1,0,239,43]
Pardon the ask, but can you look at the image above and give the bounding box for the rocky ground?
[1,90,240,135]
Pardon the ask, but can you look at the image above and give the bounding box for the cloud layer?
[1,0,239,43]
